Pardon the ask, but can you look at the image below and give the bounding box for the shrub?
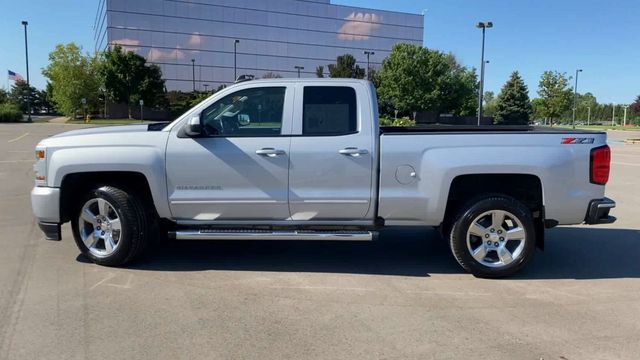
[379,116,394,126]
[379,116,416,127]
[392,117,416,127]
[0,104,23,122]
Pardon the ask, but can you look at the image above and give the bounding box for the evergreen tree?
[494,71,533,125]
[630,95,640,115]
[9,80,37,113]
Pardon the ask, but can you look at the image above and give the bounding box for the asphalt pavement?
[0,123,638,360]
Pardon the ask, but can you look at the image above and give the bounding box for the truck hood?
[51,124,152,138]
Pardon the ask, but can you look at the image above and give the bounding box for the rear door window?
[302,86,357,135]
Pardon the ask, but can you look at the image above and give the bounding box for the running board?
[171,229,375,241]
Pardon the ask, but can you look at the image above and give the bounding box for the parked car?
[31,79,615,277]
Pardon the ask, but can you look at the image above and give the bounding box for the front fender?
[47,146,171,219]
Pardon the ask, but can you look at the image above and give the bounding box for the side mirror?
[184,115,202,136]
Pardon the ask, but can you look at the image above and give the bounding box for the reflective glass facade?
[94,0,423,91]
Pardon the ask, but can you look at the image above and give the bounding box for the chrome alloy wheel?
[466,210,526,268]
[78,198,122,257]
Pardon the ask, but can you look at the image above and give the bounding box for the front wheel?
[71,186,153,266]
[448,195,536,278]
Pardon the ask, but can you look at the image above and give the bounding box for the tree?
[327,54,365,79]
[8,80,37,113]
[536,71,572,126]
[575,92,597,121]
[43,43,100,117]
[368,68,381,88]
[483,91,497,118]
[262,72,282,79]
[630,95,640,115]
[315,65,325,78]
[494,71,533,125]
[99,45,166,118]
[376,43,478,116]
[0,88,8,104]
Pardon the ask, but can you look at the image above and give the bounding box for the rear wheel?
[71,186,154,266]
[448,195,536,278]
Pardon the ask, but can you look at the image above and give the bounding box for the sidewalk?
[47,116,68,124]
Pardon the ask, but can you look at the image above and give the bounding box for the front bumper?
[585,197,616,224]
[38,222,61,241]
[31,186,62,240]
[31,186,61,223]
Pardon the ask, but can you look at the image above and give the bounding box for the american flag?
[8,70,23,82]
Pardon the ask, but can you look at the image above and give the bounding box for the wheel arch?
[442,173,545,249]
[59,171,158,223]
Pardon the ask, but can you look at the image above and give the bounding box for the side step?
[171,229,375,241]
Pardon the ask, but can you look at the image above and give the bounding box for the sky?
[0,0,638,104]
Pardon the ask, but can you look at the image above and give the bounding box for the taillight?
[590,145,610,185]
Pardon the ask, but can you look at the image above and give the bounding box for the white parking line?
[7,132,29,143]
[0,160,33,163]
[611,161,640,167]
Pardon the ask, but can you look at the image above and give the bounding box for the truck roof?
[233,78,372,85]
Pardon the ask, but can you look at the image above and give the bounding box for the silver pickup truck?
[31,79,615,277]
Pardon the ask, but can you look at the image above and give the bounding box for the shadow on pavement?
[516,227,640,280]
[81,226,640,279]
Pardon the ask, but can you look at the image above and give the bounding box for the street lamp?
[191,59,195,92]
[21,21,32,122]
[294,66,304,78]
[363,50,375,80]
[234,39,240,81]
[572,69,583,129]
[476,21,493,126]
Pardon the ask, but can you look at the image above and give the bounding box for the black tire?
[71,185,155,266]
[448,195,536,278]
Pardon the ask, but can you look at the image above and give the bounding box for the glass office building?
[94,0,423,91]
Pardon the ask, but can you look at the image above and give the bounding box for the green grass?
[66,118,152,125]
[554,124,640,131]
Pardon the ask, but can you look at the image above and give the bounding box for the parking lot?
[0,123,638,359]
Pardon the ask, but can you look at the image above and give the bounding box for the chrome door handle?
[339,147,369,156]
[256,148,285,156]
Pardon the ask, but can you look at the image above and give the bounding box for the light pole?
[476,21,493,126]
[612,104,616,126]
[363,50,375,80]
[572,69,582,129]
[191,59,195,92]
[587,106,591,126]
[623,105,628,127]
[21,21,32,122]
[234,39,240,81]
[294,66,304,78]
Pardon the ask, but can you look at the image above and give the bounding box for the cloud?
[337,12,382,40]
[148,48,186,62]
[110,38,140,51]
[188,32,202,47]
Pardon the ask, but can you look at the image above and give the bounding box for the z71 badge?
[561,137,595,144]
